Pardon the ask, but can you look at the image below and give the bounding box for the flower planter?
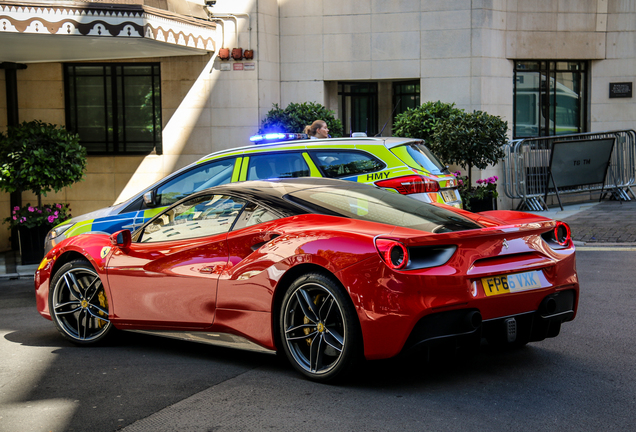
[468,196,497,212]
[17,225,50,265]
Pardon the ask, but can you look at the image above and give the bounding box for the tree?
[430,110,508,185]
[393,101,508,186]
[259,102,344,137]
[392,101,462,142]
[0,120,87,207]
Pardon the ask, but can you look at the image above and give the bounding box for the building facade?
[1,0,635,251]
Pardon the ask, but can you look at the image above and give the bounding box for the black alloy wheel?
[280,273,361,382]
[49,260,112,344]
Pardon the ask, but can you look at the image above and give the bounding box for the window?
[232,202,279,230]
[338,82,378,136]
[65,63,162,155]
[310,150,385,178]
[391,143,447,175]
[393,80,420,120]
[513,61,587,138]
[140,194,246,243]
[155,158,237,206]
[247,153,310,180]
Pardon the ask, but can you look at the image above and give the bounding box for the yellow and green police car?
[44,133,461,252]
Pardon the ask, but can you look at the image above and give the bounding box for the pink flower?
[38,210,42,213]
[458,179,463,186]
[476,179,484,184]
[56,204,62,209]
[54,211,59,217]
[13,206,19,211]
[12,216,16,220]
[47,215,56,223]
[20,217,26,223]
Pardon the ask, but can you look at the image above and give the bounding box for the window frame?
[338,82,379,136]
[64,62,162,155]
[513,60,588,139]
[392,80,420,121]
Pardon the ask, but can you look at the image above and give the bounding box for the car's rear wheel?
[280,273,361,382]
[49,260,113,345]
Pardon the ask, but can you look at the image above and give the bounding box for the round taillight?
[375,239,408,270]
[554,221,571,246]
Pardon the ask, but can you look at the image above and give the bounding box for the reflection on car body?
[36,178,579,382]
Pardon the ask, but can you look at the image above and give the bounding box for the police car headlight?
[48,222,74,240]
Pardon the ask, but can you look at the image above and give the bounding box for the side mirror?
[110,229,132,249]
[143,190,156,207]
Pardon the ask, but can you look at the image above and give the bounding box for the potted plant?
[454,171,499,212]
[0,120,86,264]
[394,102,508,208]
[5,203,73,264]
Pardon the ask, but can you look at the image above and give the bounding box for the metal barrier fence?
[503,130,636,211]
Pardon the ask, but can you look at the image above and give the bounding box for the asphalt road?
[1,250,635,432]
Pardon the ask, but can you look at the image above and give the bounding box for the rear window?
[392,143,447,175]
[310,150,385,178]
[286,186,480,233]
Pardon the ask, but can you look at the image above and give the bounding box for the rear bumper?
[403,289,576,353]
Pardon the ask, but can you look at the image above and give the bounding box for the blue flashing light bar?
[249,133,308,144]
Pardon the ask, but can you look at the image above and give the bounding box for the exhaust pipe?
[464,310,482,330]
[540,297,557,316]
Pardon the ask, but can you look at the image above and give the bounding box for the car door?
[105,193,247,329]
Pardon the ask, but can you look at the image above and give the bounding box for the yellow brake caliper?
[97,290,108,328]
[303,294,323,345]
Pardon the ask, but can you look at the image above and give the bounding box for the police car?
[45,133,461,252]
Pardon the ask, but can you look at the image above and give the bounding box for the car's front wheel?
[279,273,361,382]
[49,259,113,345]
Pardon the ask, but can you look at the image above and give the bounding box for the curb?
[0,273,34,280]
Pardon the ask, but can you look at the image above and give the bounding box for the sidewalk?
[1,199,634,280]
[0,250,38,280]
[525,199,636,245]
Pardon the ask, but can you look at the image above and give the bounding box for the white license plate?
[441,190,456,202]
[481,270,544,297]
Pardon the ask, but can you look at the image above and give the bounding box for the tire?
[49,259,113,345]
[279,273,361,382]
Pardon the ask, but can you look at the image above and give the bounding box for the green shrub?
[0,120,87,207]
[259,102,344,137]
[393,101,462,141]
[431,110,508,184]
[394,101,508,185]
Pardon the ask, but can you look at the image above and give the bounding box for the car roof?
[197,136,423,162]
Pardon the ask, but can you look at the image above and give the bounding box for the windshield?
[285,186,480,233]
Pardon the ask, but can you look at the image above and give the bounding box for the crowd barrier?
[502,130,636,211]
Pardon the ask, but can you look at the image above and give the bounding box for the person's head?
[305,120,329,139]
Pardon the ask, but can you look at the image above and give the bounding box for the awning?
[0,1,216,63]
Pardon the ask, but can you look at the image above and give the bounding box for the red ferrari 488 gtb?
[35,178,578,381]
